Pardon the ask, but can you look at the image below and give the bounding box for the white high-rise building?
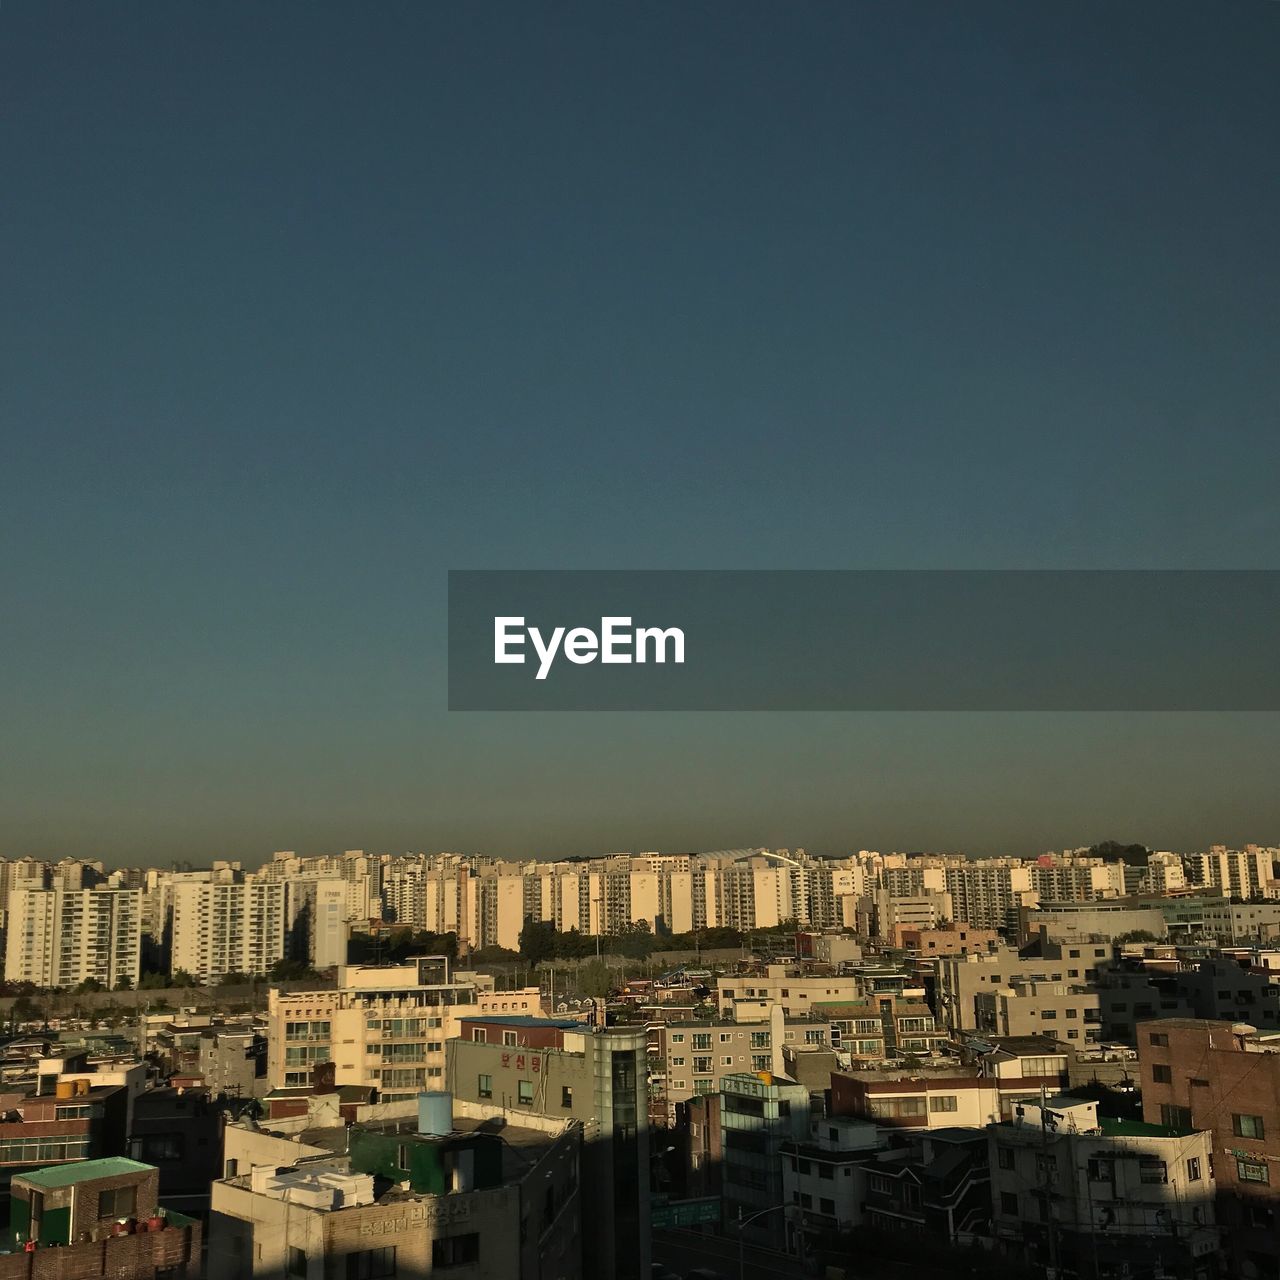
[4,887,141,988]
[170,879,288,981]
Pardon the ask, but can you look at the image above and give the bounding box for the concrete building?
[716,964,860,1019]
[1019,899,1168,945]
[989,1096,1217,1280]
[974,978,1102,1046]
[1139,1018,1280,1280]
[892,925,1000,957]
[935,941,1113,1032]
[721,1072,811,1252]
[209,1099,581,1280]
[780,1114,885,1237]
[831,1043,1069,1131]
[5,1159,200,1280]
[817,995,947,1060]
[648,1008,828,1123]
[170,879,288,982]
[266,957,541,1100]
[1100,958,1280,1043]
[446,1019,649,1280]
[4,888,141,989]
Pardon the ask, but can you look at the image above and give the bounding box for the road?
[652,1228,812,1280]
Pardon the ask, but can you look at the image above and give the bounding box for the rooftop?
[18,1157,153,1189]
[457,1016,582,1029]
[1099,1117,1198,1139]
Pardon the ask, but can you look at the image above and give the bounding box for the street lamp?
[735,1202,802,1280]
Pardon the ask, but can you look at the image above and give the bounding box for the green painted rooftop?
[17,1158,153,1189]
[1099,1117,1196,1139]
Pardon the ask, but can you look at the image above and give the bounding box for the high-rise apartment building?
[4,887,142,988]
[170,879,288,981]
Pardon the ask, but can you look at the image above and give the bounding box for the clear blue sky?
[2,2,1279,864]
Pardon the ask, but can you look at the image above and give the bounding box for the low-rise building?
[716,964,861,1019]
[4,1158,200,1280]
[648,1008,827,1123]
[974,977,1102,1045]
[989,1096,1217,1280]
[209,1098,581,1280]
[831,1045,1068,1130]
[1139,1017,1280,1280]
[446,1019,650,1280]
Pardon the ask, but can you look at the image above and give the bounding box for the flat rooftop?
[18,1157,153,1189]
[457,1016,583,1029]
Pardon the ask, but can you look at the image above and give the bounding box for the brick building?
[1139,1017,1280,1280]
[4,1158,200,1280]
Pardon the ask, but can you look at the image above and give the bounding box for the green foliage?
[170,969,198,988]
[138,971,170,989]
[219,971,251,986]
[519,919,558,964]
[576,960,615,999]
[75,977,105,994]
[1089,841,1150,866]
[114,976,133,991]
[347,929,459,965]
[1115,930,1158,944]
[270,958,320,981]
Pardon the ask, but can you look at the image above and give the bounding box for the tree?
[519,920,558,965]
[270,958,319,982]
[577,960,614,1000]
[75,977,105,994]
[219,971,251,986]
[170,970,197,988]
[1116,930,1158,944]
[114,976,133,991]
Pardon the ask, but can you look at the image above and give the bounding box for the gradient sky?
[3,2,1279,866]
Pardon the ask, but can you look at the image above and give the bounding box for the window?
[1238,1158,1270,1185]
[518,1080,534,1104]
[561,1086,573,1108]
[693,1056,713,1074]
[1160,1104,1191,1129]
[288,1248,307,1278]
[819,1198,835,1214]
[721,1056,734,1066]
[1186,1157,1202,1182]
[478,1073,492,1099]
[346,1248,396,1280]
[929,1095,958,1113]
[692,1034,712,1050]
[98,1186,137,1219]
[1139,1159,1168,1185]
[1234,1114,1266,1139]
[131,1134,182,1163]
[670,1034,684,1043]
[1000,1192,1018,1215]
[1152,1065,1172,1083]
[997,1146,1015,1171]
[502,1031,518,1046]
[1149,1032,1169,1047]
[432,1236,479,1268]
